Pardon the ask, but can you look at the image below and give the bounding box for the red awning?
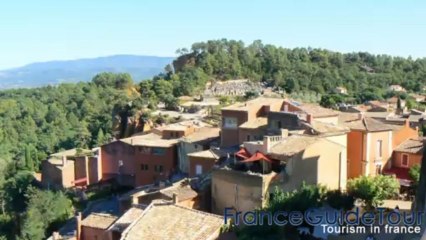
[235,148,250,159]
[72,177,88,186]
[240,151,273,163]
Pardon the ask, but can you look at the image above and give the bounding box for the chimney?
[280,129,289,138]
[172,193,179,204]
[62,155,67,166]
[306,114,313,124]
[132,196,139,205]
[76,212,82,240]
[263,136,271,154]
[52,232,60,240]
[405,119,410,128]
[263,105,271,115]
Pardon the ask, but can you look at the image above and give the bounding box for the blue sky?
[0,0,425,70]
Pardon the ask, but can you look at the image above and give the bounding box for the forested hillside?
[171,39,426,94]
[0,73,147,239]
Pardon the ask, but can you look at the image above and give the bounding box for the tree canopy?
[347,175,400,209]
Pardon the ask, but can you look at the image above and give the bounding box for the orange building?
[100,133,178,187]
[41,148,96,189]
[100,121,219,187]
[341,113,419,179]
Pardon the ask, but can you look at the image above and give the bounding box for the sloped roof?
[394,138,424,154]
[109,207,144,233]
[120,203,223,240]
[269,135,320,158]
[339,113,392,132]
[296,103,339,118]
[303,120,349,135]
[159,184,198,202]
[81,213,117,230]
[239,117,268,129]
[187,149,227,160]
[120,133,178,147]
[181,127,220,143]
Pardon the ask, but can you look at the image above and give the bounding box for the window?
[223,117,238,128]
[155,165,164,173]
[401,154,409,167]
[196,165,203,175]
[141,164,149,171]
[271,120,281,129]
[246,135,251,141]
[376,140,383,159]
[152,148,166,156]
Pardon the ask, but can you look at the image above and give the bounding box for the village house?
[212,129,348,215]
[41,148,95,189]
[176,125,220,174]
[339,113,419,179]
[220,97,340,147]
[187,148,228,177]
[99,120,220,187]
[384,138,424,186]
[100,132,178,187]
[78,212,117,240]
[118,178,199,213]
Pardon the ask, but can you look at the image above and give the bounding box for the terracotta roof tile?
[394,138,424,154]
[339,113,392,132]
[297,103,339,118]
[81,213,117,230]
[121,203,223,240]
[159,184,198,201]
[181,127,220,143]
[239,117,268,129]
[269,135,319,158]
[109,207,144,233]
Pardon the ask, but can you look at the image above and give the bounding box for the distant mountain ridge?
[0,55,174,89]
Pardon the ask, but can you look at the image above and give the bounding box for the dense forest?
[1,39,426,239]
[173,39,426,93]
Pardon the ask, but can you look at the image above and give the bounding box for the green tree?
[409,164,421,187]
[347,175,399,209]
[406,98,416,110]
[20,188,73,240]
[2,171,35,214]
[95,128,107,146]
